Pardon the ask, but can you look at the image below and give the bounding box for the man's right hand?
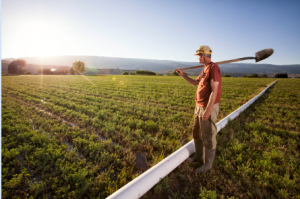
[175,68,184,76]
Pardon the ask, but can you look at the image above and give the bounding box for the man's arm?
[175,68,199,86]
[202,81,219,120]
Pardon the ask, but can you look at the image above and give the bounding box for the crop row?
[2,94,142,198]
[2,89,188,159]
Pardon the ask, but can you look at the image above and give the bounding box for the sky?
[1,0,300,65]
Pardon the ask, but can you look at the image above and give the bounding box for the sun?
[16,20,66,57]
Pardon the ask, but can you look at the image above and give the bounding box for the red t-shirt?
[195,62,221,107]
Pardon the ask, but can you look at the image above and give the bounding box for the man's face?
[197,54,204,63]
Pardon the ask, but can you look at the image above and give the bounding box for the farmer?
[176,45,221,174]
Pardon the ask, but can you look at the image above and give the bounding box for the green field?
[2,75,287,198]
[143,79,300,199]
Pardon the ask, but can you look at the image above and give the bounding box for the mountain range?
[2,56,300,77]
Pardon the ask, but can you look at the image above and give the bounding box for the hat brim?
[194,52,212,55]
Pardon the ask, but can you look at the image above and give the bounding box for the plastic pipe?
[106,80,278,199]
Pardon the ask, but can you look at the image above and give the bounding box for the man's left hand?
[202,109,210,121]
[175,68,184,76]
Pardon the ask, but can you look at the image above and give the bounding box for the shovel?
[180,48,274,71]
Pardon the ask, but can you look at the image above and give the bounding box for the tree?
[71,61,85,74]
[135,70,156,75]
[129,72,135,75]
[37,69,55,75]
[251,73,258,78]
[20,67,29,74]
[122,72,129,75]
[260,74,268,78]
[70,67,76,75]
[166,73,170,76]
[274,73,288,78]
[8,59,27,75]
[172,71,179,76]
[223,74,231,77]
[60,69,68,75]
[156,73,163,76]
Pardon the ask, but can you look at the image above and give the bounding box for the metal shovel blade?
[255,48,274,63]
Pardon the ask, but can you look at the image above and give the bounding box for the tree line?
[4,59,86,75]
[224,73,289,78]
[274,73,288,78]
[37,69,69,75]
[122,70,187,76]
[242,74,268,78]
[122,70,157,75]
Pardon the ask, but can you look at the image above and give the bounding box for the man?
[176,45,221,174]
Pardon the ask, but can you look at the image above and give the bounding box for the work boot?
[195,149,216,174]
[187,139,203,163]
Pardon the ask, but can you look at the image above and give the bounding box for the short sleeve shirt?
[195,62,221,107]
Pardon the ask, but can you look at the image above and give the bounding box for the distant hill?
[2,56,300,77]
[158,63,300,77]
[1,56,182,71]
[219,63,300,77]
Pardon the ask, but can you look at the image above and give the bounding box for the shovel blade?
[255,48,274,63]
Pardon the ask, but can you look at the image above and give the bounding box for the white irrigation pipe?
[106,80,278,199]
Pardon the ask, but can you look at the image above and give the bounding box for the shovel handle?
[181,57,255,71]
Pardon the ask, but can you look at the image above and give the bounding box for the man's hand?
[175,68,199,85]
[175,68,184,76]
[202,109,210,121]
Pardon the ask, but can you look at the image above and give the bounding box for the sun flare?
[16,20,66,57]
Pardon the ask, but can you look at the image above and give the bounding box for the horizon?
[2,55,300,67]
